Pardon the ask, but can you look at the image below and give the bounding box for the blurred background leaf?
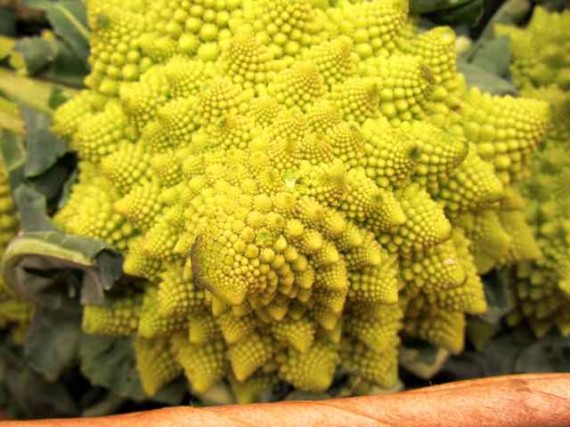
[3,232,123,306]
[79,335,187,405]
[0,5,16,36]
[24,0,89,63]
[13,36,88,87]
[457,61,517,94]
[411,0,485,27]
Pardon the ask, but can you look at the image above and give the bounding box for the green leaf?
[410,0,475,14]
[13,185,56,232]
[534,0,568,9]
[441,0,484,27]
[56,165,78,209]
[2,232,123,306]
[2,112,76,213]
[284,391,331,401]
[0,130,27,193]
[0,69,58,115]
[515,336,570,373]
[0,35,15,59]
[471,0,531,44]
[79,335,186,405]
[457,61,517,95]
[21,107,68,178]
[196,382,236,406]
[415,0,484,27]
[14,36,88,87]
[48,86,73,110]
[2,346,79,418]
[29,154,77,210]
[0,351,6,408]
[477,270,516,324]
[18,107,77,209]
[0,6,16,37]
[13,38,55,75]
[400,342,450,379]
[24,0,89,62]
[465,36,512,76]
[466,271,516,349]
[81,394,126,418]
[437,329,569,382]
[24,306,82,381]
[466,317,500,351]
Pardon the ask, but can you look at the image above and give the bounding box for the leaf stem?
[0,68,78,116]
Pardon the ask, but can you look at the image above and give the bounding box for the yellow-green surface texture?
[51,0,550,401]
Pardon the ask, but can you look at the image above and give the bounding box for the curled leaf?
[2,231,123,307]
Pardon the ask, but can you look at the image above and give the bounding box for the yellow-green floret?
[52,0,550,401]
[0,157,32,344]
[497,8,570,337]
[496,7,570,91]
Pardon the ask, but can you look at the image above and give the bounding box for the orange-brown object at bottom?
[1,374,569,427]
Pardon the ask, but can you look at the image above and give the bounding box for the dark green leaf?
[466,317,500,351]
[0,6,16,37]
[3,232,123,306]
[48,86,73,110]
[14,37,88,87]
[81,394,126,418]
[13,185,55,232]
[24,306,82,381]
[534,0,569,10]
[472,0,531,42]
[400,341,450,379]
[14,37,55,75]
[477,270,516,324]
[284,391,331,401]
[0,354,6,408]
[418,0,485,27]
[2,347,79,418]
[21,112,75,207]
[458,61,517,94]
[29,153,77,209]
[515,336,570,373]
[410,0,475,14]
[2,111,76,215]
[491,0,532,25]
[57,166,78,209]
[436,334,521,379]
[465,36,511,76]
[21,107,68,178]
[0,130,26,193]
[25,0,89,62]
[434,329,570,382]
[153,377,187,405]
[79,335,186,405]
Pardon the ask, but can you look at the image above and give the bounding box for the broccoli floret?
[52,0,550,398]
[497,8,570,338]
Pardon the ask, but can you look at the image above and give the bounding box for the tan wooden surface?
[1,374,569,427]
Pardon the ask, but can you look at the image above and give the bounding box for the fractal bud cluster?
[0,159,32,343]
[49,0,550,401]
[497,8,570,337]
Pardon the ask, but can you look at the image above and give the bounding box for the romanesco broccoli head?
[496,7,570,91]
[496,8,570,338]
[52,0,550,401]
[507,88,570,337]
